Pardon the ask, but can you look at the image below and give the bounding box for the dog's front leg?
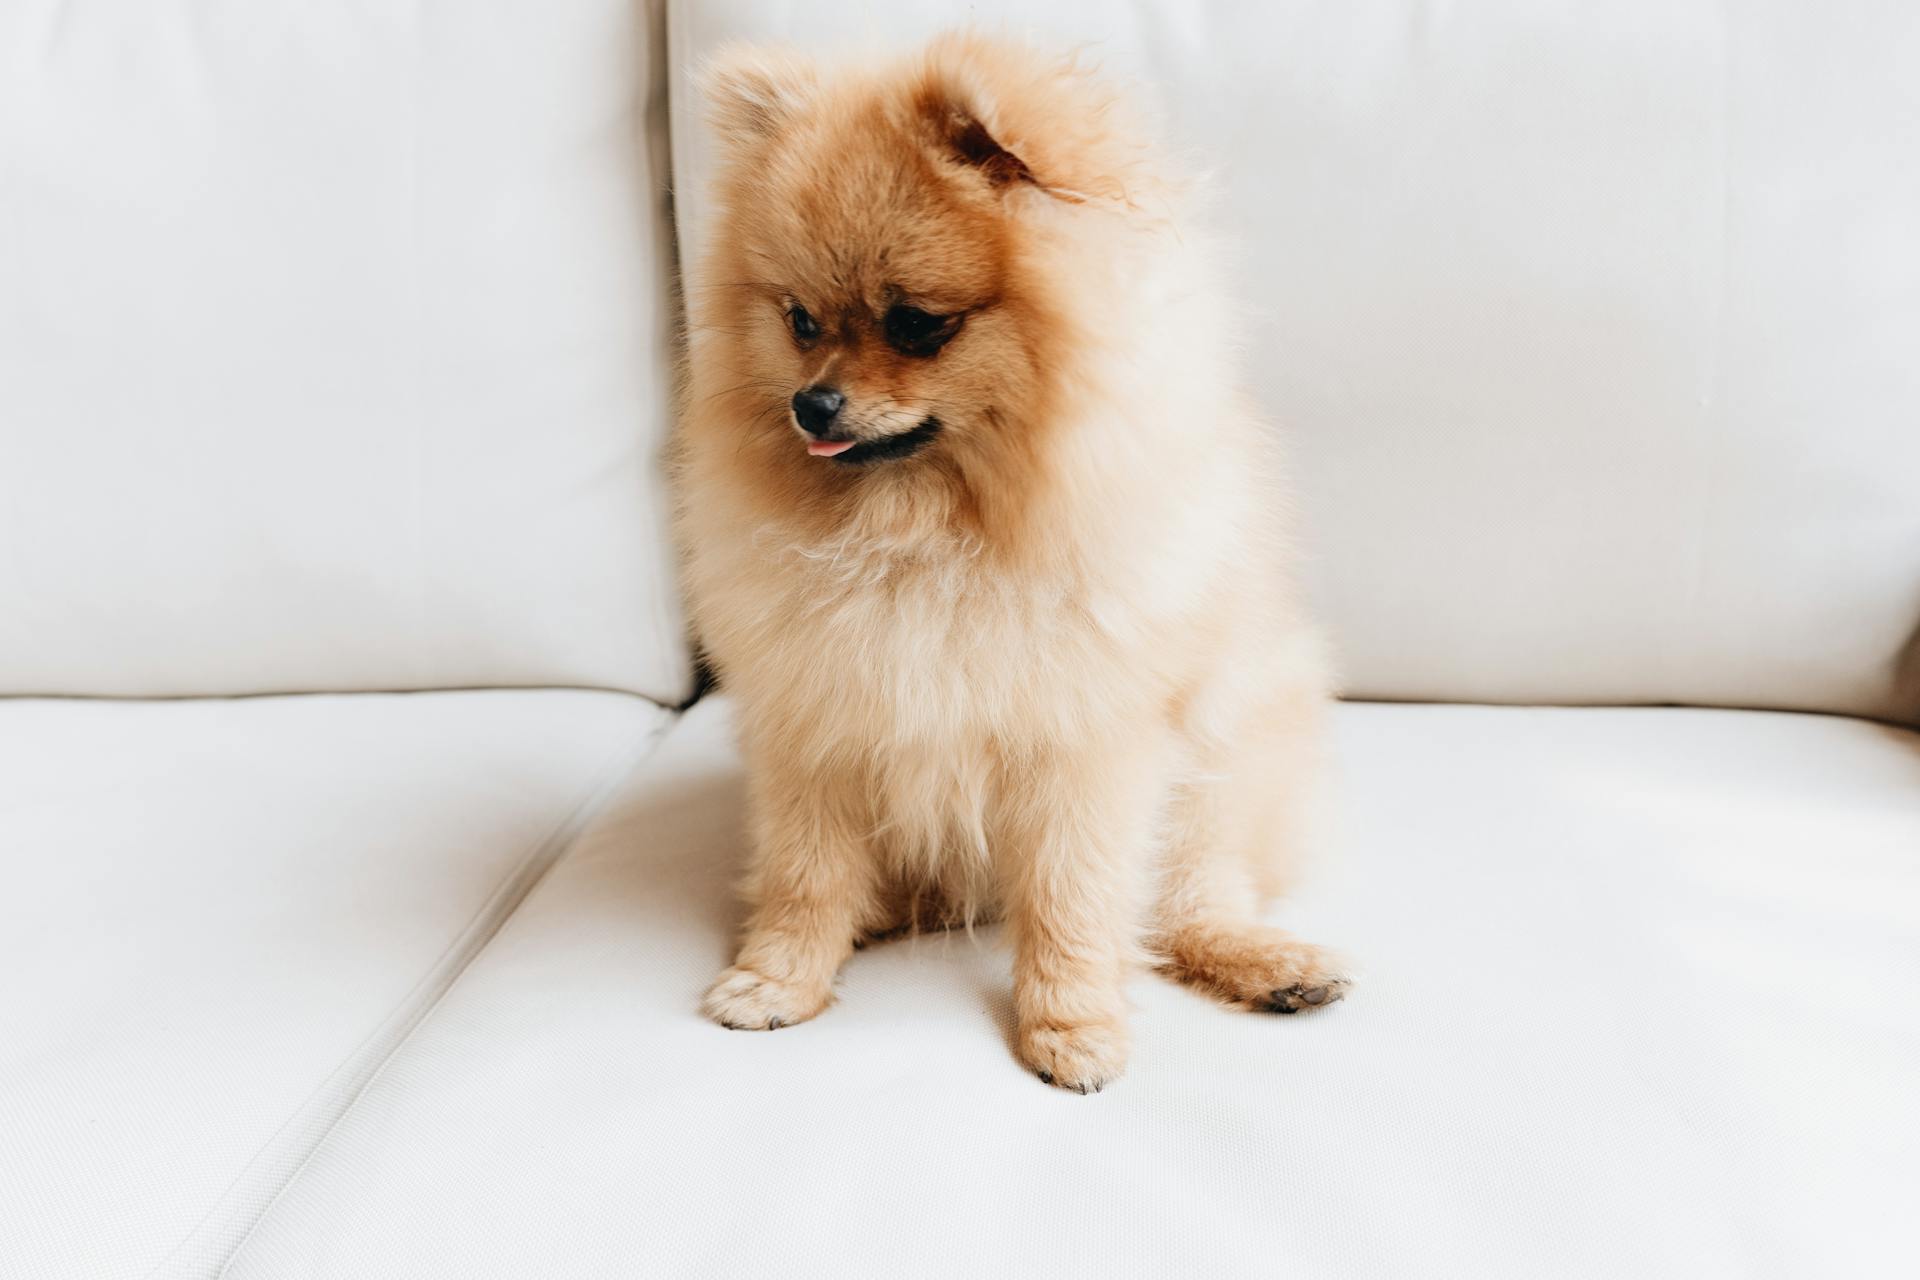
[703,763,878,1031]
[999,737,1163,1093]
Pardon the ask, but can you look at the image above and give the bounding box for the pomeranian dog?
[676,33,1347,1092]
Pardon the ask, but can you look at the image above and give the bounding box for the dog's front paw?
[1018,1019,1128,1094]
[701,966,830,1031]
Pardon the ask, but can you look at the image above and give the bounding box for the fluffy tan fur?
[676,34,1347,1092]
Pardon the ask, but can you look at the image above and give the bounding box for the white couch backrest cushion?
[0,0,690,703]
[667,1,1920,723]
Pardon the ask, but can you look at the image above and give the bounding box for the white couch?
[4,2,1916,1276]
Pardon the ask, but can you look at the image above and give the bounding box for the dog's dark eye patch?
[883,305,961,357]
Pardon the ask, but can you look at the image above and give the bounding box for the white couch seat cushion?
[216,697,1920,1278]
[0,689,669,1280]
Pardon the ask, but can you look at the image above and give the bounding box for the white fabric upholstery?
[0,0,690,703]
[217,697,1920,1279]
[668,0,1920,722]
[0,690,669,1280]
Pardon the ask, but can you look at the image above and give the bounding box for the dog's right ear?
[702,47,815,145]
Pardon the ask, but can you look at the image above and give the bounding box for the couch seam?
[138,704,676,1280]
[0,682,688,708]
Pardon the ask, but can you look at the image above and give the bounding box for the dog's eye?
[884,305,959,357]
[786,304,821,345]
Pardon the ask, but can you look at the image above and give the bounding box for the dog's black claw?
[766,1016,784,1030]
[1263,980,1348,1014]
[1038,1070,1054,1085]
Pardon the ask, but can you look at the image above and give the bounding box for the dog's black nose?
[791,385,846,435]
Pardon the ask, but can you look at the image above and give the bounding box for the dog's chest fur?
[742,524,1121,749]
[690,446,1250,883]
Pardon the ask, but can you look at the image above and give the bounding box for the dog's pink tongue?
[806,438,855,457]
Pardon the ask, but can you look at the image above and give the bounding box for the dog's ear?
[915,33,1151,207]
[915,43,1035,189]
[702,46,815,145]
[929,105,1034,189]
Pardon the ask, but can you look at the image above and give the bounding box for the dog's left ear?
[921,95,1033,189]
[915,40,1036,190]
